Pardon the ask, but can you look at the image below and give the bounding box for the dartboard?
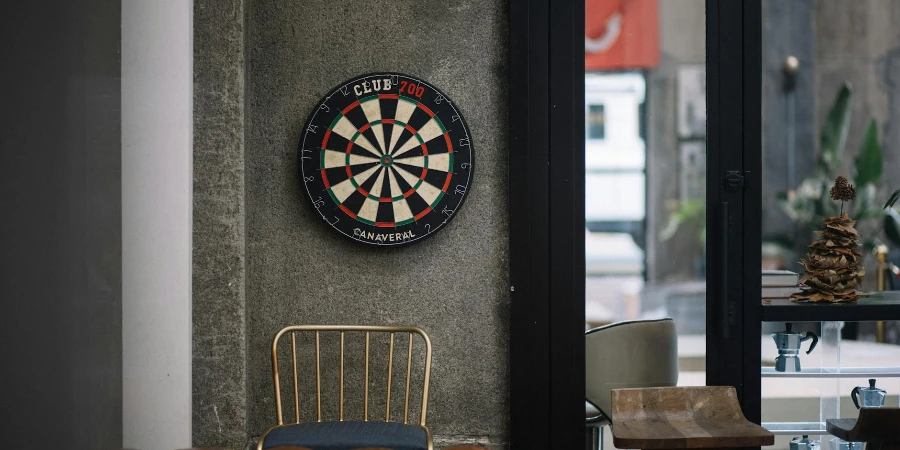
[299,73,475,246]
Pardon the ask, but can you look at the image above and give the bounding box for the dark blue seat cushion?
[262,420,428,450]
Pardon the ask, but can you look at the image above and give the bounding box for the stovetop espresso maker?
[771,322,818,372]
[851,379,886,409]
[790,435,820,450]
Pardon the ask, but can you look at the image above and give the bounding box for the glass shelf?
[762,421,827,435]
[761,367,900,378]
[761,291,900,322]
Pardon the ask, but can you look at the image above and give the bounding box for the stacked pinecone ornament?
[790,176,866,303]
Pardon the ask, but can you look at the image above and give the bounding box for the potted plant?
[776,82,900,252]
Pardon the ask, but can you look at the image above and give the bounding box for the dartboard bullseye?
[299,73,475,246]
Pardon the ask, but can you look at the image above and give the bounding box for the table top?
[826,408,900,443]
[611,386,774,449]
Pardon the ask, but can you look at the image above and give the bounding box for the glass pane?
[587,104,607,140]
[585,2,706,447]
[761,2,900,449]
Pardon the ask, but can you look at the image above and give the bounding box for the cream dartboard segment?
[299,73,475,246]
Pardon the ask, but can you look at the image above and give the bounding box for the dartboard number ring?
[299,73,475,246]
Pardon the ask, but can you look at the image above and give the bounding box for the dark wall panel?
[0,2,122,448]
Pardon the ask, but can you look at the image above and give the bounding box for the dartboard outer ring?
[298,73,475,246]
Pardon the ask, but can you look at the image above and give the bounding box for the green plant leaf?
[856,208,885,221]
[853,118,882,186]
[852,183,878,220]
[884,188,900,210]
[819,82,852,174]
[884,208,900,248]
[659,200,705,242]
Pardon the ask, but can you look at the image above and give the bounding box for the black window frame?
[508,0,762,447]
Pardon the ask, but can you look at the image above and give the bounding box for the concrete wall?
[814,0,900,238]
[650,0,900,282]
[760,0,900,290]
[122,1,194,449]
[192,0,248,447]
[193,0,509,448]
[760,0,816,256]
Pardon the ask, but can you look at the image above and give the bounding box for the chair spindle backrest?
[271,325,432,427]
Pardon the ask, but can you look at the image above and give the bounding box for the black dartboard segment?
[299,73,475,246]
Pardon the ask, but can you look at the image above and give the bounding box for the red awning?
[585,0,659,71]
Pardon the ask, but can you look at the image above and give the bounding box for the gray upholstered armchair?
[585,318,679,450]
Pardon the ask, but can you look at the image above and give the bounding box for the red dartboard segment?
[338,204,356,219]
[416,103,435,117]
[414,207,432,221]
[299,73,474,246]
[341,100,360,114]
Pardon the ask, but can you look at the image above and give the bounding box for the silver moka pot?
[836,440,863,450]
[771,323,818,372]
[790,435,820,450]
[851,379,886,409]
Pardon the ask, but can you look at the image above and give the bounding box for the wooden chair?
[827,407,900,450]
[611,386,774,450]
[256,326,433,450]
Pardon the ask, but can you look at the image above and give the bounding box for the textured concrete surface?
[760,0,816,252]
[813,0,900,293]
[815,0,900,204]
[755,0,900,283]
[244,0,509,447]
[193,0,248,447]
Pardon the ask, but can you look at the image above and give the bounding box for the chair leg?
[584,425,603,450]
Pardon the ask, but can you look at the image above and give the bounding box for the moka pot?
[790,435,820,450]
[851,379,886,409]
[771,322,818,372]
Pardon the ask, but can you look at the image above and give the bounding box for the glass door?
[583,0,708,366]
[584,3,708,447]
[509,1,756,447]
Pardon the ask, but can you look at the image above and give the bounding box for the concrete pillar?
[192,0,249,447]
